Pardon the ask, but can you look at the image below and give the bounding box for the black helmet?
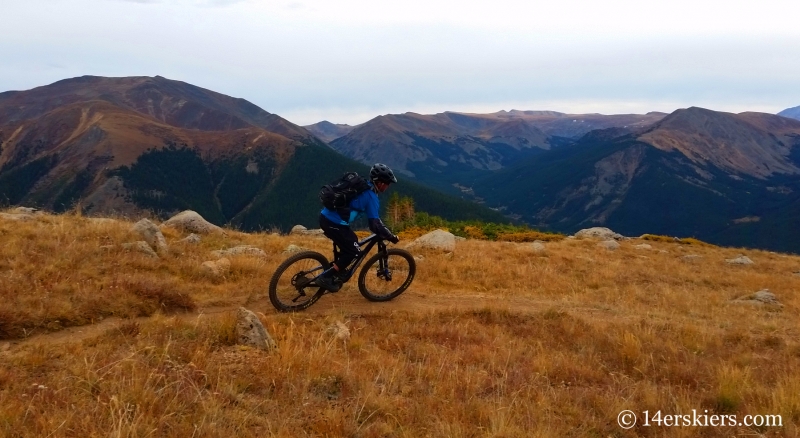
[370,163,397,184]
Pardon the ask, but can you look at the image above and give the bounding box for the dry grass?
[1,211,800,436]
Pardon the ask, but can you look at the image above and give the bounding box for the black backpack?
[319,172,371,212]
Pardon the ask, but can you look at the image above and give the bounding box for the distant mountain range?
[779,105,800,121]
[303,121,355,143]
[323,110,665,194]
[474,107,800,252]
[0,76,505,230]
[4,75,800,251]
[319,106,800,252]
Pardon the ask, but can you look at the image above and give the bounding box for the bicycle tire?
[268,251,329,312]
[357,248,416,302]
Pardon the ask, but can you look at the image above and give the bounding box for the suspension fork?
[375,241,392,280]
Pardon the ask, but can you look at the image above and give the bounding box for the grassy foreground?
[1,211,799,437]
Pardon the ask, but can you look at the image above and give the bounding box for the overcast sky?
[2,0,799,125]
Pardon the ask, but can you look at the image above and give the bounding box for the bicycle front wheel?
[269,251,329,312]
[357,248,416,302]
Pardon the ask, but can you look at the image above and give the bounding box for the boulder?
[162,210,222,234]
[574,227,625,240]
[597,240,620,251]
[181,233,201,244]
[201,258,231,277]
[634,243,652,250]
[290,225,325,236]
[211,245,267,258]
[531,241,546,253]
[236,307,277,350]
[407,229,456,252]
[327,321,351,341]
[732,289,782,307]
[681,254,702,262]
[131,219,168,253]
[752,290,781,305]
[121,241,159,258]
[726,255,754,265]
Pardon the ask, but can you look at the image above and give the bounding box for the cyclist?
[316,163,400,292]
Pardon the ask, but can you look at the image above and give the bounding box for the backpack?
[319,172,371,212]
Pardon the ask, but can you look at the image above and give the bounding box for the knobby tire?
[268,251,329,312]
[357,248,416,302]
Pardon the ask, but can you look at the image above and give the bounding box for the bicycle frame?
[318,233,386,282]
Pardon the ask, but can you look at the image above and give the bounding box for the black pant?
[319,214,360,271]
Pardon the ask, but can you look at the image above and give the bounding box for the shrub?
[640,234,677,243]
[463,226,486,240]
[681,237,713,246]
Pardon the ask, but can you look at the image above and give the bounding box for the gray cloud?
[4,0,800,125]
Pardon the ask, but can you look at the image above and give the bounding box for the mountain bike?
[268,234,416,312]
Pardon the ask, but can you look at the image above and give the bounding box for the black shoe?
[316,274,341,292]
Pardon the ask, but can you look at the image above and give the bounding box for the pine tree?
[400,195,415,222]
[387,192,402,227]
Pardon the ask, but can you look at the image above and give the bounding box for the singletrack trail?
[0,287,619,351]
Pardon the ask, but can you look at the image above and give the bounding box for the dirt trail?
[0,288,617,351]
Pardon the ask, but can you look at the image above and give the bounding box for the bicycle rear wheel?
[357,248,416,302]
[269,251,329,312]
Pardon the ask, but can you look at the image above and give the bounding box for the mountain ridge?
[472,108,800,252]
[0,75,315,141]
[0,76,505,229]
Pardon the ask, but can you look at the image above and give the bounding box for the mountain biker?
[316,163,400,292]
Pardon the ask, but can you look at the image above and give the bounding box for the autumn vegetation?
[1,209,799,437]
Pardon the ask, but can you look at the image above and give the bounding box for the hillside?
[0,76,506,230]
[1,211,798,436]
[473,108,800,252]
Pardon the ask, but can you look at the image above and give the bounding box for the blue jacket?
[320,181,394,240]
[320,181,380,225]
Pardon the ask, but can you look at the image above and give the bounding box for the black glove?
[388,234,399,244]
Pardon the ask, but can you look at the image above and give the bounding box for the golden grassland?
[1,211,800,437]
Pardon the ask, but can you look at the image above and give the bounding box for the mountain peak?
[303,120,355,142]
[0,75,319,139]
[639,107,800,178]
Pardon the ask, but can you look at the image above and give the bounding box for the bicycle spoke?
[269,252,329,312]
[358,249,416,302]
